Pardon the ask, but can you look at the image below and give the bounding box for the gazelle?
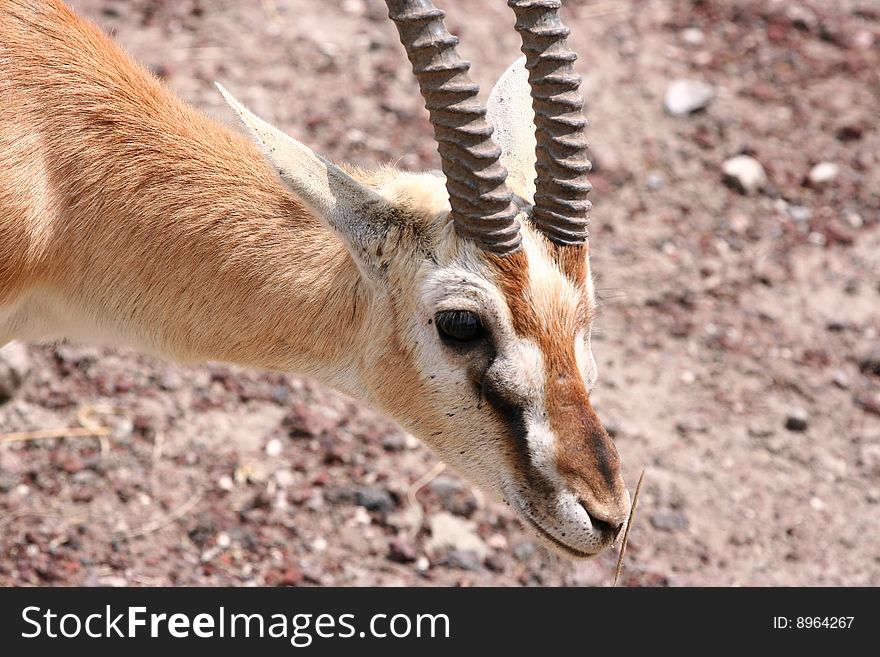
[0,0,630,558]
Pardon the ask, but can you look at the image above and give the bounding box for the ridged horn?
[386,0,522,254]
[508,0,592,246]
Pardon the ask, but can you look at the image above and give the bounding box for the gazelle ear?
[216,83,390,277]
[486,57,537,204]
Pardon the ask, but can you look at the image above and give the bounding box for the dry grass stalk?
[403,461,446,538]
[0,426,112,444]
[612,469,645,587]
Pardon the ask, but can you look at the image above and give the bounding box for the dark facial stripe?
[480,369,556,501]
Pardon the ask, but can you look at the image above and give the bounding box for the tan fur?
[0,0,630,557]
[0,0,367,380]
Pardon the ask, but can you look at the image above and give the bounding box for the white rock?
[722,155,767,194]
[646,171,666,190]
[486,533,508,550]
[265,438,283,458]
[664,79,714,115]
[201,547,221,562]
[808,161,839,186]
[807,232,826,246]
[787,205,812,223]
[353,506,371,525]
[786,5,817,29]
[846,212,864,228]
[274,469,296,488]
[426,512,489,560]
[728,213,750,233]
[681,28,705,46]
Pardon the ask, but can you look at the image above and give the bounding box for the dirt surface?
[1,0,878,587]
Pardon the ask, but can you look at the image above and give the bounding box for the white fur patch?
[521,229,581,321]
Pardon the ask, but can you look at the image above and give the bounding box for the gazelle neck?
[2,18,369,392]
[32,135,369,392]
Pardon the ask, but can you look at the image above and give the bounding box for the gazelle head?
[219,0,630,557]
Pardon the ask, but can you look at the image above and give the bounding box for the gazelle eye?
[435,310,483,343]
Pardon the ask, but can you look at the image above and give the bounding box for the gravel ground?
[1,0,878,587]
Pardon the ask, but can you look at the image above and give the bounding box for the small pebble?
[486,534,508,550]
[355,486,396,513]
[807,232,826,246]
[664,78,714,115]
[722,155,766,195]
[830,370,849,389]
[381,433,407,452]
[747,423,774,438]
[275,469,296,488]
[646,171,665,190]
[787,205,812,223]
[807,162,839,187]
[484,553,507,573]
[444,549,483,572]
[784,409,809,432]
[857,347,880,377]
[388,536,418,563]
[681,28,705,46]
[512,541,535,562]
[265,438,283,458]
[353,507,371,525]
[845,212,863,228]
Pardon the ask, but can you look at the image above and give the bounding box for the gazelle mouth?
[518,509,610,560]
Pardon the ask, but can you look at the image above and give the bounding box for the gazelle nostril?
[588,515,614,537]
[579,500,627,539]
